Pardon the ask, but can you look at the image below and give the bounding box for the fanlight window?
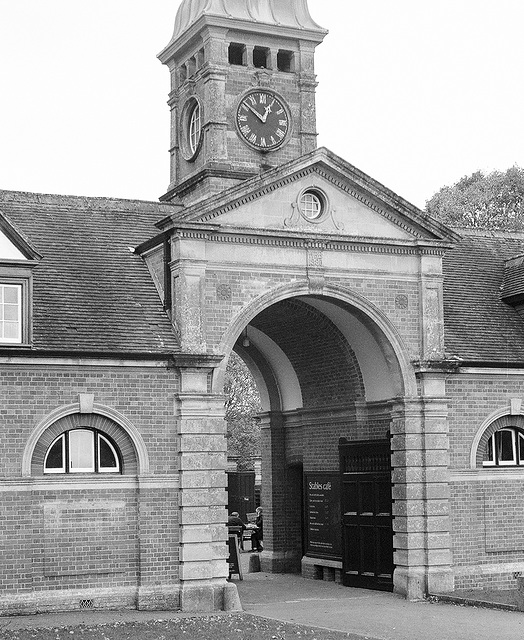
[44,429,120,474]
[483,428,524,466]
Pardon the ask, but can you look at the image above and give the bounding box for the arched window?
[482,427,524,467]
[44,429,121,474]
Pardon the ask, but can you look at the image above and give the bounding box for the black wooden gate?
[339,438,394,591]
[227,471,255,522]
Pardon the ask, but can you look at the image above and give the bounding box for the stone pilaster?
[419,255,445,361]
[298,40,319,155]
[174,357,235,612]
[200,47,228,166]
[391,390,453,599]
[170,233,208,354]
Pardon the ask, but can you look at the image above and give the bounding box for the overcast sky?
[1,0,523,209]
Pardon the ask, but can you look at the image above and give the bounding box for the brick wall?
[253,299,364,408]
[0,365,179,477]
[447,374,524,590]
[0,363,182,613]
[205,268,421,360]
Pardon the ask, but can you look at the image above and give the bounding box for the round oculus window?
[299,189,325,221]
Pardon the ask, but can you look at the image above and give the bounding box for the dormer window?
[0,217,41,347]
[0,284,22,343]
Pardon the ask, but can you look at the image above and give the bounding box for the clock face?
[236,90,290,151]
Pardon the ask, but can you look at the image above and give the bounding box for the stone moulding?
[469,403,524,469]
[21,401,150,477]
[161,0,327,60]
[215,278,417,398]
[171,223,448,256]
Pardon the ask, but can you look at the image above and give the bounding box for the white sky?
[0,0,523,210]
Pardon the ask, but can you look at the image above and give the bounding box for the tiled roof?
[3,191,524,365]
[443,229,524,364]
[0,190,180,355]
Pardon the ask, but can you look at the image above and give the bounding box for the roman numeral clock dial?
[236,90,290,151]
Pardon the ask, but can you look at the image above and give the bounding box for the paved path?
[236,570,524,640]
[1,568,523,640]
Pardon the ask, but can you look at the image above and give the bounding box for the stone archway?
[215,288,406,583]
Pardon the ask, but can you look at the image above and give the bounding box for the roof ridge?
[451,226,524,239]
[0,189,183,215]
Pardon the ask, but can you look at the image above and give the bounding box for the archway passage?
[229,293,404,584]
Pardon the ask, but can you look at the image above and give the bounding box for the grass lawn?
[0,613,363,640]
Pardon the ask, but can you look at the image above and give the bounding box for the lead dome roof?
[169,0,325,43]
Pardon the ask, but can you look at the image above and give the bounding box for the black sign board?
[227,534,243,580]
[305,472,342,560]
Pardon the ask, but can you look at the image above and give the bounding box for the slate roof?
[443,229,524,364]
[0,190,180,355]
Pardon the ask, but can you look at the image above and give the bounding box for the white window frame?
[300,191,323,220]
[482,428,524,467]
[43,429,121,475]
[497,428,517,466]
[189,102,201,155]
[98,433,120,473]
[0,283,22,343]
[296,187,330,224]
[69,429,95,473]
[43,434,66,474]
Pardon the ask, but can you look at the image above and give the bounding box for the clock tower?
[158,0,327,205]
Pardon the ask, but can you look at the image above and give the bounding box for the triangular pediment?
[168,148,459,245]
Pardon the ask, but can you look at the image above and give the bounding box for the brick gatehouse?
[1,0,524,615]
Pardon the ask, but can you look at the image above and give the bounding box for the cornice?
[0,475,180,493]
[171,224,449,256]
[450,469,524,482]
[0,354,175,367]
[158,167,257,211]
[159,14,327,64]
[171,353,224,369]
[457,366,524,376]
[178,163,449,244]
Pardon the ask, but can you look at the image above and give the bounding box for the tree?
[224,352,262,471]
[425,166,524,231]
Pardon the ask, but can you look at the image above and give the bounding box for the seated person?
[227,512,246,545]
[251,506,263,552]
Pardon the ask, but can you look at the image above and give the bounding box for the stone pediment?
[166,148,459,246]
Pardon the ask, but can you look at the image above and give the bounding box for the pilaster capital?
[172,353,224,370]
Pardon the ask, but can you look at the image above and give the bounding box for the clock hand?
[246,104,266,122]
[261,100,275,123]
